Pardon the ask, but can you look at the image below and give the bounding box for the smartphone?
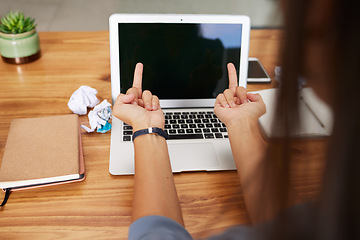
[247,57,271,83]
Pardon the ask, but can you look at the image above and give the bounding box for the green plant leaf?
[17,18,24,30]
[24,16,31,26]
[0,10,36,33]
[1,17,10,27]
[8,16,15,26]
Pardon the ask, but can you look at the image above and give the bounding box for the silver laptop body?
[109,14,250,175]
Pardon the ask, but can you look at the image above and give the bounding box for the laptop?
[109,14,250,175]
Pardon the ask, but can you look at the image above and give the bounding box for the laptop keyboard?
[122,111,228,141]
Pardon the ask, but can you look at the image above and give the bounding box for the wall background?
[0,0,282,32]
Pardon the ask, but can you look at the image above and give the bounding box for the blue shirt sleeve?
[129,215,194,240]
[129,215,254,240]
[128,203,314,240]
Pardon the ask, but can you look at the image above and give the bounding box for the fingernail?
[225,104,230,108]
[231,102,236,108]
[152,105,157,110]
[146,104,151,110]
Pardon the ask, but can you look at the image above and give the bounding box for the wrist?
[226,117,259,133]
[132,122,165,132]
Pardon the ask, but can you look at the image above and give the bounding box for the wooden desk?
[0,30,326,239]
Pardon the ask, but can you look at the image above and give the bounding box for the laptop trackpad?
[168,143,219,172]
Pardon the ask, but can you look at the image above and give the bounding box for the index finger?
[227,63,238,93]
[132,62,143,95]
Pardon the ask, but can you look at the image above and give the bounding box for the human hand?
[113,63,164,131]
[214,63,266,128]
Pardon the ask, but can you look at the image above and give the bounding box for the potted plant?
[0,11,41,64]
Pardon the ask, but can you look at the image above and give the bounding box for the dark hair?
[319,0,360,239]
[264,0,360,239]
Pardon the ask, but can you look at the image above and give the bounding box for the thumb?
[116,93,136,105]
[247,93,264,103]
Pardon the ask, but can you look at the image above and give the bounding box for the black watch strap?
[132,127,168,141]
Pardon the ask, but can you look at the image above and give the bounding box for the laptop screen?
[118,23,242,100]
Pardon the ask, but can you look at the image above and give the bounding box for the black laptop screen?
[118,23,242,99]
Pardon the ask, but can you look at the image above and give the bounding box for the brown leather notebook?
[0,114,85,205]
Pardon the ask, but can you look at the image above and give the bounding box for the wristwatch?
[132,127,168,141]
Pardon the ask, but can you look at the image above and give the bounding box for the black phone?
[247,57,271,83]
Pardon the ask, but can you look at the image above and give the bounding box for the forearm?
[228,120,302,223]
[132,134,184,226]
[227,119,268,223]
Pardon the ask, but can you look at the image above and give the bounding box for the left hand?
[113,63,165,131]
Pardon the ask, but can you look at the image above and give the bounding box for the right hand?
[214,63,266,128]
